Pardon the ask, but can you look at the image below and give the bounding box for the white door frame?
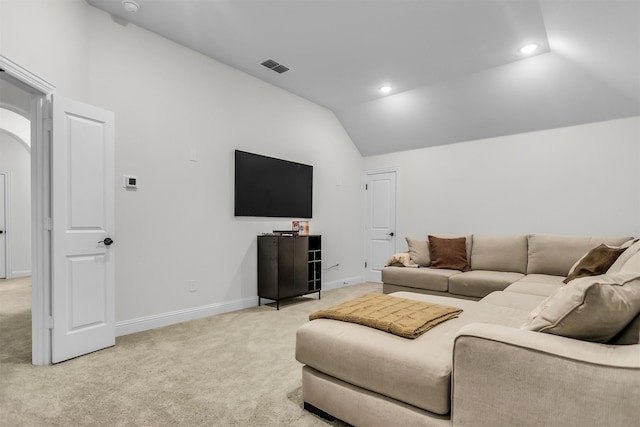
[0,171,12,279]
[363,167,399,282]
[1,55,56,366]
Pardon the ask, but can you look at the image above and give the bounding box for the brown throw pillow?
[563,244,626,283]
[428,235,470,271]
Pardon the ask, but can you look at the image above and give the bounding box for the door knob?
[0,230,3,234]
[388,232,395,237]
[98,237,114,246]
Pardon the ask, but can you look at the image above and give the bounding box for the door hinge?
[365,261,368,268]
[43,218,52,231]
[365,184,368,190]
[46,316,53,329]
[44,118,53,131]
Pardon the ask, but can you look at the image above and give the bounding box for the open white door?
[364,171,397,282]
[51,95,115,363]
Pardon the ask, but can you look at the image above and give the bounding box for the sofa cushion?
[428,236,470,271]
[470,235,527,273]
[501,274,565,297]
[521,273,640,342]
[405,237,430,266]
[381,266,458,292]
[448,271,524,298]
[517,274,566,285]
[608,240,640,273]
[526,235,632,276]
[504,281,563,297]
[296,292,530,415]
[480,291,546,312]
[563,243,626,283]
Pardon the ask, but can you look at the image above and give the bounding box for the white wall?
[1,1,364,329]
[0,0,89,100]
[364,117,640,244]
[0,131,31,277]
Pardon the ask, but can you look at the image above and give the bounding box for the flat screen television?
[234,150,313,218]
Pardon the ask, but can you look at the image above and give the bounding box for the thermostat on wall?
[123,175,139,189]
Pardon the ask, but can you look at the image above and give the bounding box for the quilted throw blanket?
[309,293,463,339]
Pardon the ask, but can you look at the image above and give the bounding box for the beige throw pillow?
[608,239,640,273]
[521,272,640,343]
[405,237,430,266]
[608,312,640,345]
[428,236,470,271]
[620,250,640,274]
[563,243,626,283]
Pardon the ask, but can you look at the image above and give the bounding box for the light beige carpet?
[0,278,382,426]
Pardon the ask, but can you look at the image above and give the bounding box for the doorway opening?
[0,77,34,363]
[1,55,56,366]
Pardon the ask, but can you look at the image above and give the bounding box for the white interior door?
[52,95,115,363]
[0,174,6,279]
[364,171,397,282]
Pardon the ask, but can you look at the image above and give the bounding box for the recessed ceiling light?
[379,86,392,94]
[122,0,140,13]
[519,43,539,54]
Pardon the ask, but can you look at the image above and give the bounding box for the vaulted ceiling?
[86,0,640,156]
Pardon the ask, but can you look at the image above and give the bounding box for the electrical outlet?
[188,280,196,293]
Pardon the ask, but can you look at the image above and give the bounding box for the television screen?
[234,150,313,218]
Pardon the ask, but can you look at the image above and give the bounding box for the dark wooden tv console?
[257,234,321,310]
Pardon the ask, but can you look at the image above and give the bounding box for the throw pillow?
[405,237,430,266]
[563,244,626,283]
[608,312,640,345]
[620,250,640,274]
[428,235,469,271]
[608,239,640,273]
[521,272,640,343]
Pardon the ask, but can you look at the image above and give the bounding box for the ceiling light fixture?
[519,43,539,54]
[379,86,392,94]
[122,0,140,13]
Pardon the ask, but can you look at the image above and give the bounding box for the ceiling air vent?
[260,58,290,74]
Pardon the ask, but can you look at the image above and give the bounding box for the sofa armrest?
[451,323,640,427]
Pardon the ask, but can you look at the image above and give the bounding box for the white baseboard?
[11,270,31,278]
[322,275,364,291]
[115,296,258,337]
[116,275,365,337]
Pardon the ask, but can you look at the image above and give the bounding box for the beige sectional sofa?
[383,234,634,299]
[295,234,640,427]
